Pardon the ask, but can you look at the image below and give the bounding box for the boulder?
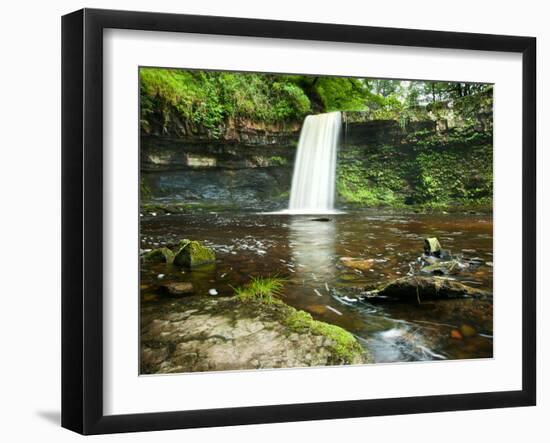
[173,240,216,268]
[142,247,175,264]
[361,275,491,303]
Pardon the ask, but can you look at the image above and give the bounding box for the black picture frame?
[62,8,537,435]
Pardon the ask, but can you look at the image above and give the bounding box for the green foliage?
[284,309,364,364]
[140,68,312,137]
[234,276,285,304]
[315,77,372,111]
[269,156,287,166]
[141,67,492,139]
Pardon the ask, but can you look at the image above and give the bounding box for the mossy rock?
[173,240,216,268]
[424,237,442,256]
[363,275,492,302]
[142,247,175,264]
[283,308,367,365]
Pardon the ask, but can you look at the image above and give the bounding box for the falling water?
[287,112,342,214]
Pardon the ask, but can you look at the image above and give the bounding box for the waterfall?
[287,112,342,214]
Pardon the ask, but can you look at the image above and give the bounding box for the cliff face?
[141,108,492,211]
[140,132,298,210]
[337,118,493,209]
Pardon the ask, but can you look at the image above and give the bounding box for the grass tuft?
[234,276,285,304]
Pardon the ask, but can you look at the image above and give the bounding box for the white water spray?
[286,112,341,214]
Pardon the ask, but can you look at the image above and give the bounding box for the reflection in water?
[288,217,336,284]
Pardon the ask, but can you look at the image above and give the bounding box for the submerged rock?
[140,296,370,374]
[459,324,477,337]
[361,275,491,303]
[173,240,216,268]
[340,257,374,272]
[162,282,194,296]
[142,247,175,264]
[420,259,468,275]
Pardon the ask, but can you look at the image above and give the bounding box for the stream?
[140,209,493,363]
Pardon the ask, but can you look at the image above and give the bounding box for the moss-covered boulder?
[142,247,175,264]
[282,308,366,365]
[173,240,216,268]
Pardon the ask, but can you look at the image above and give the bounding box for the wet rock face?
[141,137,297,172]
[142,168,292,208]
[140,297,369,374]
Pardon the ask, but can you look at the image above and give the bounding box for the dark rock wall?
[141,112,492,210]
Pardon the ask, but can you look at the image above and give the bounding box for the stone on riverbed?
[361,275,491,302]
[140,296,370,374]
[162,282,194,296]
[142,247,175,264]
[340,257,374,272]
[173,240,216,268]
[420,259,468,275]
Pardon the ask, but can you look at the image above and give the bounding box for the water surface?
[141,209,493,363]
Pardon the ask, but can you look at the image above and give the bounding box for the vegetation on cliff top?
[140,67,491,137]
[140,69,311,137]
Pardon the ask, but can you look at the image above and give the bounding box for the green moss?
[336,126,493,209]
[173,240,216,268]
[142,247,175,264]
[269,155,287,166]
[234,276,285,304]
[283,309,364,364]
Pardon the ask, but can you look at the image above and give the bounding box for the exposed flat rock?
[141,296,370,374]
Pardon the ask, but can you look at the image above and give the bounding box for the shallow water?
[140,209,493,363]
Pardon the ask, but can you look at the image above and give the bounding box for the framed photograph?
[62,8,536,435]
